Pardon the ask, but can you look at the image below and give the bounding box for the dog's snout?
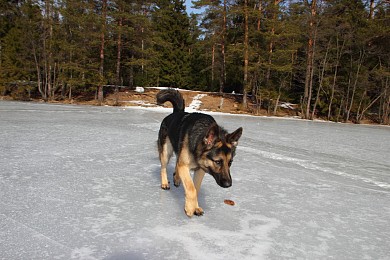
[221,179,232,188]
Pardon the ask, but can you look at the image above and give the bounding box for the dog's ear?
[226,127,243,147]
[204,124,219,148]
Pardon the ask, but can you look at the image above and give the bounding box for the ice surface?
[0,101,389,260]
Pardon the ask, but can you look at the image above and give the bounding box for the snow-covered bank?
[1,101,389,259]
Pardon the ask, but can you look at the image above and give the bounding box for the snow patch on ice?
[240,146,306,164]
[149,214,280,260]
[71,246,97,260]
[126,100,155,106]
[130,122,161,132]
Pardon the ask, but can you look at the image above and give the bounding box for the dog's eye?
[228,160,233,166]
[214,160,223,166]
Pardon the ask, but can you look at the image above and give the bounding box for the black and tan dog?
[157,89,243,217]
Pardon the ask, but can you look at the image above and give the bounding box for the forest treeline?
[0,0,389,124]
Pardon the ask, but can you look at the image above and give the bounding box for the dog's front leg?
[193,169,205,194]
[176,163,204,217]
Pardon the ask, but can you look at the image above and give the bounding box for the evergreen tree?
[60,0,101,99]
[118,0,155,88]
[152,0,192,88]
[1,1,43,97]
[188,13,211,90]
[0,0,20,89]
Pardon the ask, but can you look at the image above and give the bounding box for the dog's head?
[199,125,243,188]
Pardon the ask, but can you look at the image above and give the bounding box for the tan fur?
[175,135,204,216]
[193,169,205,193]
[159,138,173,190]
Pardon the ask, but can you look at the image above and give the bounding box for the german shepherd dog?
[157,89,243,217]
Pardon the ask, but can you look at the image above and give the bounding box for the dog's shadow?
[152,163,208,213]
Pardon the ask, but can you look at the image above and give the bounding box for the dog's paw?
[194,207,204,216]
[184,204,204,217]
[161,183,170,190]
[173,172,181,187]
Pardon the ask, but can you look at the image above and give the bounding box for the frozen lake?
[0,101,389,260]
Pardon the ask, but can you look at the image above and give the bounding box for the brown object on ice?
[224,199,235,206]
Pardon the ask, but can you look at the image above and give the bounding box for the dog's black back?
[157,90,227,156]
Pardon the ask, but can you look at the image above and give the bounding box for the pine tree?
[119,0,155,88]
[152,0,192,88]
[59,0,99,99]
[0,0,20,89]
[1,1,44,98]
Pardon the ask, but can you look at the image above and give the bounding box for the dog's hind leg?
[159,138,173,190]
[173,170,181,187]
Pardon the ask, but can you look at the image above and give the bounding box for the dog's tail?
[156,89,185,113]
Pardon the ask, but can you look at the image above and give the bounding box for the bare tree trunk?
[129,54,134,89]
[383,93,390,125]
[312,40,330,119]
[303,0,317,119]
[311,78,321,119]
[69,71,73,101]
[67,50,73,101]
[32,41,44,100]
[358,92,383,123]
[0,43,2,78]
[327,38,345,121]
[141,26,145,73]
[220,0,227,93]
[356,90,366,123]
[53,62,58,97]
[369,0,375,19]
[98,0,107,106]
[336,96,344,122]
[266,0,281,83]
[254,0,262,109]
[44,0,54,101]
[115,14,123,106]
[328,76,336,120]
[212,44,215,86]
[243,0,249,108]
[307,44,316,119]
[266,26,274,83]
[382,77,390,124]
[343,57,352,121]
[42,17,48,101]
[254,83,262,115]
[257,0,262,31]
[346,50,365,122]
[273,83,282,116]
[68,85,72,101]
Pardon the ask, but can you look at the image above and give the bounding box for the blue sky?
[185,0,203,14]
